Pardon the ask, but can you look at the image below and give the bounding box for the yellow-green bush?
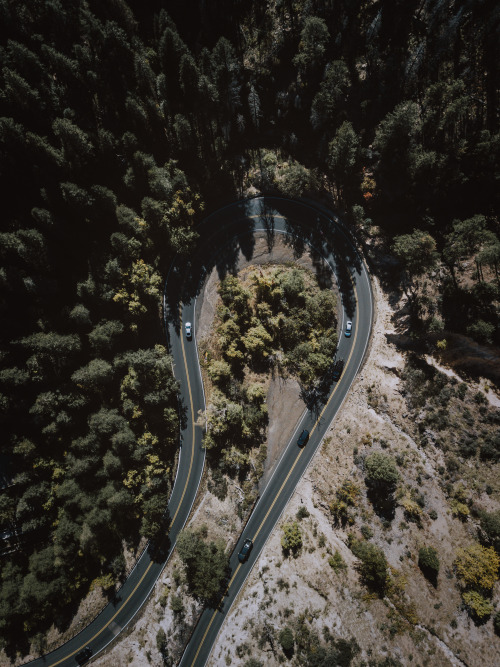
[454,543,499,592]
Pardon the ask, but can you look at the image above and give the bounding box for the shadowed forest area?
[0,0,498,656]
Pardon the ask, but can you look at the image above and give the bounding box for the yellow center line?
[191,431,314,664]
[251,276,360,543]
[310,286,360,439]
[49,560,154,666]
[171,306,197,527]
[58,215,362,667]
[50,308,198,666]
[190,268,362,667]
[191,562,244,665]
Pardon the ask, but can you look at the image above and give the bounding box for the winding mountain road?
[177,197,373,667]
[27,197,372,667]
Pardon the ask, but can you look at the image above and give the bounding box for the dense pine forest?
[0,0,498,655]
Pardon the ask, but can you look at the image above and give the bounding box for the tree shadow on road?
[269,197,361,319]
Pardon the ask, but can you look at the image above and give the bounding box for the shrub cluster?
[454,542,500,621]
[349,535,389,595]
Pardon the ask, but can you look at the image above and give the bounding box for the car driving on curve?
[297,429,309,446]
[345,321,352,337]
[238,538,253,562]
[332,358,344,381]
[185,322,192,339]
[75,646,92,665]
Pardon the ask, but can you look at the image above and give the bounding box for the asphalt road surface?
[26,197,372,667]
[177,197,373,667]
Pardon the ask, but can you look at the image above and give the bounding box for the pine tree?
[248,85,262,128]
[328,121,359,201]
[310,60,350,131]
[52,118,94,167]
[293,16,330,76]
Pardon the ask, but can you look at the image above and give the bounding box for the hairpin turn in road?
[26,197,372,667]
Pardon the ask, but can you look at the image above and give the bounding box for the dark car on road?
[75,646,92,665]
[297,429,309,446]
[332,358,344,381]
[238,538,253,562]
